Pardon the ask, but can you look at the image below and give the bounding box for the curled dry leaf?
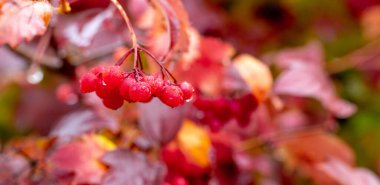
[232,54,273,102]
[0,0,52,47]
[147,0,191,61]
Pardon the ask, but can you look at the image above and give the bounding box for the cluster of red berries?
[79,65,194,110]
[194,94,257,131]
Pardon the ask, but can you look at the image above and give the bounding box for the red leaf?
[48,134,115,184]
[274,64,356,118]
[273,42,356,118]
[148,0,191,61]
[277,130,355,184]
[101,149,165,185]
[277,130,354,165]
[50,110,119,142]
[0,0,52,47]
[317,158,380,185]
[0,152,30,184]
[175,37,235,96]
[272,41,324,68]
[138,99,187,145]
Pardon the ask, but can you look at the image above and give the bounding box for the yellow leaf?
[57,0,71,14]
[233,54,273,102]
[361,5,380,40]
[91,134,116,151]
[177,120,211,168]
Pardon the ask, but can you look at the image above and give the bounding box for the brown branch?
[109,0,138,47]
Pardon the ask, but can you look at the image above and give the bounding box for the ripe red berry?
[178,81,194,100]
[171,177,188,185]
[95,83,120,99]
[163,79,171,86]
[90,65,106,75]
[102,66,125,89]
[159,85,184,107]
[129,81,152,102]
[143,74,164,96]
[119,77,136,102]
[102,95,124,110]
[79,72,100,93]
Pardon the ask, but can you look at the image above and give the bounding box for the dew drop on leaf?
[27,65,44,84]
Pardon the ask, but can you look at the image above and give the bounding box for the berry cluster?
[79,65,194,110]
[194,94,257,131]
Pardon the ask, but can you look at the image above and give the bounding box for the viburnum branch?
[33,28,52,64]
[138,47,177,83]
[137,52,143,70]
[109,0,138,47]
[114,47,134,66]
[133,47,139,69]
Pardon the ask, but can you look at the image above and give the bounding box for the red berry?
[156,79,171,96]
[102,95,124,110]
[143,74,164,96]
[102,66,125,89]
[163,79,171,86]
[119,77,136,102]
[171,177,188,185]
[96,83,120,99]
[90,65,106,75]
[178,81,194,100]
[79,72,100,93]
[159,85,184,107]
[129,81,152,102]
[56,83,78,105]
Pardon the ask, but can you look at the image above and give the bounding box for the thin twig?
[138,47,177,83]
[114,47,134,66]
[109,0,138,47]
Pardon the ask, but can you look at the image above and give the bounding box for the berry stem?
[133,47,139,68]
[114,47,134,66]
[137,52,143,70]
[138,46,177,83]
[109,0,138,47]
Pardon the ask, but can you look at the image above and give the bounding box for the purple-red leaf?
[273,42,356,118]
[50,110,119,142]
[138,99,187,145]
[274,64,356,118]
[48,134,115,184]
[101,149,165,185]
[318,158,380,185]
